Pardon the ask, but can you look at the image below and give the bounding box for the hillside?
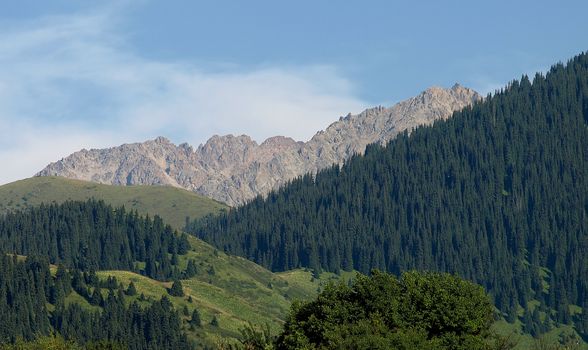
[37,85,480,206]
[0,176,226,229]
[191,53,588,341]
[96,235,355,347]
[0,200,581,349]
[0,198,350,348]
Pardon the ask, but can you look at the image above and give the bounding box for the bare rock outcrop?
[37,84,481,206]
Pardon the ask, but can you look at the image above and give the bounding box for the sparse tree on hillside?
[125,281,137,296]
[168,279,184,297]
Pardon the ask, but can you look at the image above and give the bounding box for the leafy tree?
[239,322,275,350]
[276,270,495,350]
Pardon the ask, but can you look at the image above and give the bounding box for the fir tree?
[190,309,202,327]
[168,279,184,297]
[125,281,137,296]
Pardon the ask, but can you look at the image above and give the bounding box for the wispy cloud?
[0,4,366,184]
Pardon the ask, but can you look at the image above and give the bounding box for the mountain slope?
[190,53,588,338]
[0,176,226,229]
[37,84,480,206]
[0,199,350,348]
[95,235,355,347]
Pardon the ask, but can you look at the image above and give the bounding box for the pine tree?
[168,279,184,297]
[90,287,104,306]
[579,298,588,336]
[125,281,137,296]
[190,309,202,327]
[184,259,198,278]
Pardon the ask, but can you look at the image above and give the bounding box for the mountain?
[189,53,588,339]
[0,176,226,229]
[37,84,481,206]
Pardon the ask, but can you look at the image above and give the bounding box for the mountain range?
[3,51,588,349]
[37,84,481,206]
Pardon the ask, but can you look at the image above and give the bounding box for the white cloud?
[0,122,120,185]
[0,5,367,185]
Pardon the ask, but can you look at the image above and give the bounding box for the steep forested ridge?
[0,200,191,280]
[191,53,588,330]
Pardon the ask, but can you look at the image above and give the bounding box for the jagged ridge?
[37,84,481,205]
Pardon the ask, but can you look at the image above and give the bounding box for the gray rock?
[37,85,481,206]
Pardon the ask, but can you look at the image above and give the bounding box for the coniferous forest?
[0,254,190,349]
[0,200,191,280]
[0,201,196,348]
[191,53,588,332]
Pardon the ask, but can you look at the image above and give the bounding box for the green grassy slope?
[0,177,317,345]
[96,249,586,349]
[95,235,354,347]
[0,176,227,229]
[43,236,588,349]
[492,320,587,350]
[2,179,582,348]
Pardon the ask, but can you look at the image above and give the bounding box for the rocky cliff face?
[37,84,481,206]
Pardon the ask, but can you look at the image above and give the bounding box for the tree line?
[0,199,191,281]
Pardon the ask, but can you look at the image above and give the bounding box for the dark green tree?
[183,259,198,278]
[276,270,495,350]
[168,279,184,297]
[190,309,202,328]
[125,281,137,296]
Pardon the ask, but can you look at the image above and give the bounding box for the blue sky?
[0,0,586,184]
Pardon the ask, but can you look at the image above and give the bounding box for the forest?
[0,254,190,349]
[190,53,588,336]
[0,200,191,280]
[0,201,199,348]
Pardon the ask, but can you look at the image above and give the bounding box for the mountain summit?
[37,84,481,205]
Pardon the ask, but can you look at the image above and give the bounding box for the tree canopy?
[0,199,191,281]
[276,270,494,350]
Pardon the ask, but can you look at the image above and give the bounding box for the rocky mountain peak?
[37,85,480,206]
[153,136,172,144]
